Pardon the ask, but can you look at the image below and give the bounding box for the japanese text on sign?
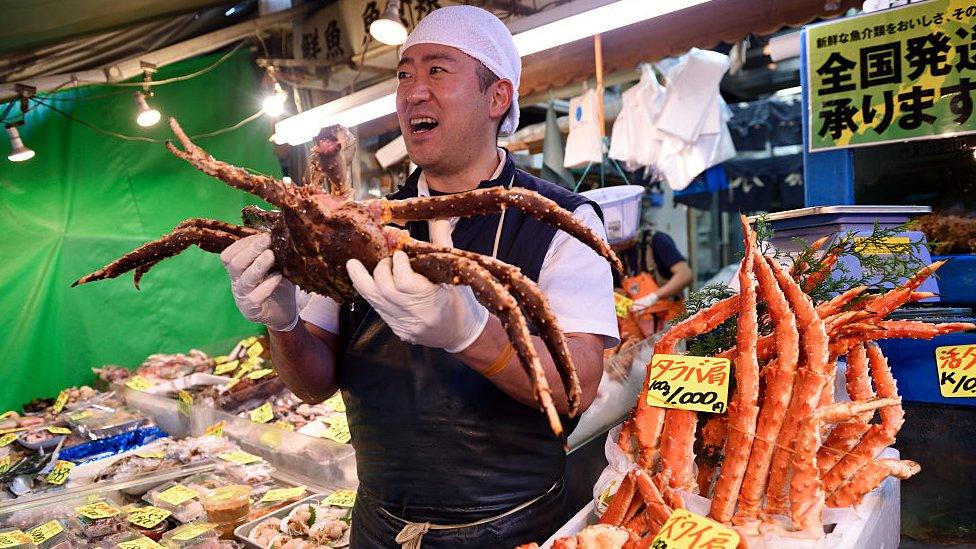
[321,415,351,444]
[0,433,17,447]
[118,537,164,549]
[936,344,976,397]
[614,293,635,318]
[260,486,307,503]
[171,523,216,541]
[46,460,74,485]
[28,521,63,544]
[645,354,731,414]
[125,376,154,392]
[157,485,199,506]
[0,530,30,548]
[322,489,356,508]
[250,403,274,424]
[205,421,225,437]
[52,391,68,413]
[127,507,172,529]
[218,450,263,465]
[76,501,121,519]
[807,0,976,150]
[649,509,740,549]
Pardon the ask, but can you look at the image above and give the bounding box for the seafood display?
[73,119,623,441]
[249,500,351,548]
[541,215,974,546]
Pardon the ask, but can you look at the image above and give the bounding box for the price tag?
[854,236,911,255]
[0,411,16,422]
[247,342,265,359]
[0,530,30,548]
[135,450,166,459]
[52,391,69,413]
[273,420,295,431]
[596,479,618,514]
[118,537,165,549]
[125,376,154,392]
[204,421,225,437]
[170,523,216,541]
[178,390,193,417]
[241,336,258,347]
[645,354,731,414]
[213,359,239,376]
[324,392,346,413]
[0,456,11,474]
[47,426,71,435]
[235,358,259,378]
[320,415,351,444]
[0,433,18,447]
[322,489,356,508]
[69,410,93,421]
[75,501,121,520]
[935,344,976,397]
[46,460,74,485]
[217,450,263,465]
[157,484,199,506]
[649,509,740,549]
[246,368,274,380]
[614,292,635,318]
[0,427,26,435]
[127,506,172,529]
[250,403,274,424]
[214,355,230,364]
[27,520,63,544]
[260,486,307,503]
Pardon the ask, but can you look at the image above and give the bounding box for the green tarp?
[0,50,280,411]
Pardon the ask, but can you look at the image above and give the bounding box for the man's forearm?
[656,262,693,299]
[455,316,604,414]
[267,321,339,404]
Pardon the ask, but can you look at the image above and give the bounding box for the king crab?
[74,118,623,441]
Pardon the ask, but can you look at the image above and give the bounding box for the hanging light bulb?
[262,82,288,117]
[370,0,408,46]
[133,91,161,127]
[6,125,35,162]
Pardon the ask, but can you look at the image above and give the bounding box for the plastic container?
[160,522,219,548]
[580,185,644,243]
[201,486,252,523]
[143,481,207,524]
[24,519,76,549]
[68,408,152,441]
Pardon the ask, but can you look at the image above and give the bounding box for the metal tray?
[749,205,931,222]
[234,492,351,549]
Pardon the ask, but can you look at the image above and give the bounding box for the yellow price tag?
[273,420,295,431]
[0,433,17,447]
[125,376,154,392]
[247,342,265,359]
[324,392,346,413]
[27,520,63,544]
[936,344,976,397]
[214,355,230,364]
[127,506,172,529]
[0,530,31,548]
[75,501,121,520]
[217,450,263,465]
[241,336,258,347]
[204,420,225,437]
[52,391,69,414]
[0,411,16,422]
[260,486,307,503]
[246,368,274,380]
[645,354,731,414]
[0,456,11,474]
[321,415,351,444]
[69,410,93,421]
[135,450,166,459]
[157,484,199,506]
[170,523,216,541]
[178,390,193,417]
[118,537,165,549]
[47,426,71,435]
[46,460,74,485]
[213,359,239,376]
[650,509,740,549]
[0,427,26,435]
[854,236,911,255]
[250,403,274,424]
[613,292,635,318]
[322,489,356,508]
[235,358,259,378]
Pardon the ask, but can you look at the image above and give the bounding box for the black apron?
[336,157,601,548]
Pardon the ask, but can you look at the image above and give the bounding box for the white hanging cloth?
[563,88,604,169]
[609,64,664,171]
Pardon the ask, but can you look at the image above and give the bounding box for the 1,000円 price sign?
[645,355,731,414]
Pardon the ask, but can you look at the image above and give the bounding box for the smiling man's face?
[396,43,506,175]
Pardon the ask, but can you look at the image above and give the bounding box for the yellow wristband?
[482,343,514,378]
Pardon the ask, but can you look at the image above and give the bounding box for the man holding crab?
[219,6,617,547]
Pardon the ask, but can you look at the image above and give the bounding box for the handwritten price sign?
[645,354,730,414]
[127,506,172,529]
[46,460,74,485]
[0,530,30,548]
[936,344,976,397]
[649,509,740,549]
[75,501,121,519]
[322,489,356,508]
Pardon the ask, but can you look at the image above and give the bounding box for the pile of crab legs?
[524,216,974,548]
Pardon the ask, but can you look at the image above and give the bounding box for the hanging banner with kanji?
[806,0,976,151]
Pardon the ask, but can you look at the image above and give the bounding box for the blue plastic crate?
[932,254,976,305]
[878,332,976,407]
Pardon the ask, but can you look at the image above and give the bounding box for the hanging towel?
[563,88,604,169]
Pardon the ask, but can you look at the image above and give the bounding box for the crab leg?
[399,236,582,415]
[710,216,761,523]
[817,344,874,474]
[600,472,638,526]
[732,247,800,525]
[821,344,904,496]
[790,235,829,278]
[73,223,257,287]
[864,261,946,319]
[826,459,920,508]
[763,255,830,518]
[696,414,728,498]
[633,468,675,532]
[406,252,565,440]
[166,118,303,209]
[816,286,868,317]
[801,247,841,293]
[379,187,624,272]
[830,321,976,357]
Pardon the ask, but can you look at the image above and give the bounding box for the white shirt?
[297,153,620,348]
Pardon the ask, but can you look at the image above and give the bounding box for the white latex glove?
[630,292,660,312]
[220,233,299,332]
[346,251,489,353]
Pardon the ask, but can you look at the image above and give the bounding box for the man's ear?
[489,79,515,122]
